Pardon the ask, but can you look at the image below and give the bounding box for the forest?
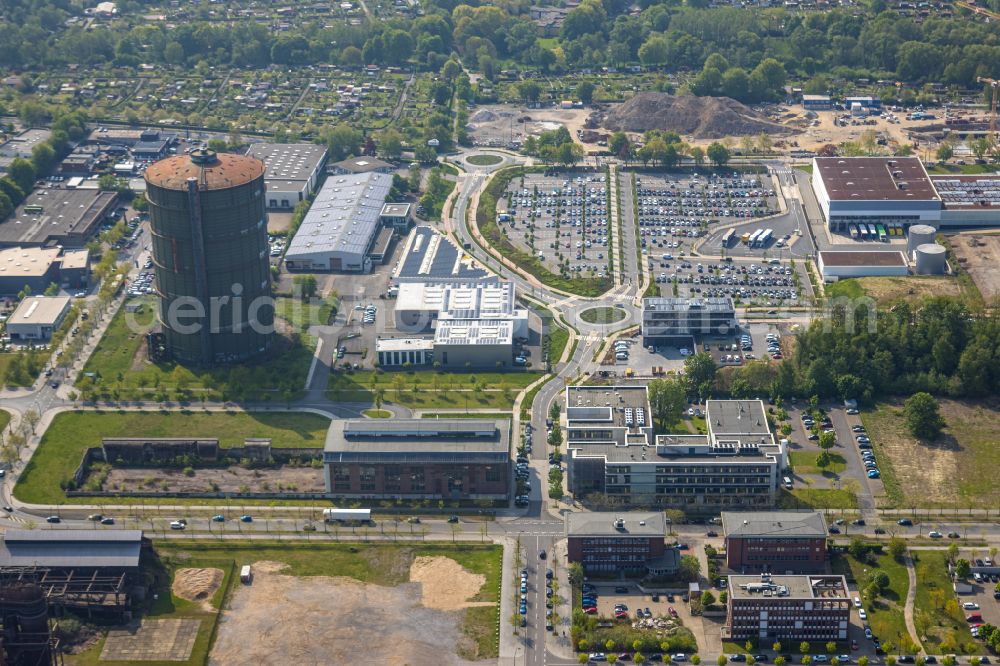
[1,0,1000,105]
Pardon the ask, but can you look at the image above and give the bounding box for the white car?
[858,609,867,620]
[963,602,980,610]
[170,520,186,530]
[928,531,943,539]
[679,348,691,356]
[853,596,862,608]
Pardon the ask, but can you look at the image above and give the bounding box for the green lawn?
[362,408,392,418]
[824,279,866,300]
[789,450,847,475]
[14,411,330,505]
[777,487,859,510]
[579,306,627,325]
[548,323,570,364]
[466,154,503,166]
[326,369,542,409]
[273,295,336,335]
[0,409,9,434]
[80,296,314,401]
[912,550,982,655]
[831,551,916,653]
[862,400,1000,508]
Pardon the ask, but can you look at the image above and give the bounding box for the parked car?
[170,520,186,530]
[46,515,60,523]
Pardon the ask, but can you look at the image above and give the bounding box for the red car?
[668,607,679,618]
[615,610,629,619]
[583,606,598,614]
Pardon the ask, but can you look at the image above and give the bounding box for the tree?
[936,143,954,162]
[773,643,783,653]
[638,35,669,67]
[775,658,786,666]
[684,352,717,398]
[718,656,729,666]
[858,657,869,666]
[690,146,705,166]
[818,430,835,450]
[904,392,944,440]
[292,274,318,299]
[825,642,836,655]
[378,130,405,161]
[868,569,890,592]
[647,378,687,431]
[706,142,730,167]
[887,537,906,562]
[576,81,596,105]
[30,142,56,174]
[701,590,716,606]
[164,41,185,65]
[848,537,866,561]
[816,450,832,470]
[955,558,972,579]
[799,642,810,655]
[8,158,35,194]
[516,81,542,103]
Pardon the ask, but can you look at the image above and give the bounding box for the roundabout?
[578,306,628,325]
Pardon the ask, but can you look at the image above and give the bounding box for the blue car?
[240,515,253,522]
[211,514,225,522]
[867,470,881,478]
[582,598,596,606]
[520,604,527,615]
[520,583,527,593]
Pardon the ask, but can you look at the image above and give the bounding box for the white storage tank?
[907,224,937,253]
[914,243,947,275]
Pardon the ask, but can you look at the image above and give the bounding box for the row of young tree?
[3,0,999,94]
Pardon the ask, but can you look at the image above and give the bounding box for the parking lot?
[502,171,612,280]
[582,582,700,652]
[636,172,778,258]
[646,256,805,307]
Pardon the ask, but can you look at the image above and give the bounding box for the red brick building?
[724,574,850,642]
[323,419,510,501]
[566,512,679,576]
[722,511,828,573]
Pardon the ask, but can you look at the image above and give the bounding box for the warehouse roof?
[818,250,908,267]
[0,189,117,247]
[930,174,1000,210]
[566,512,666,538]
[434,318,513,346]
[0,129,53,157]
[0,529,143,569]
[59,248,90,270]
[285,171,392,260]
[144,149,265,191]
[814,157,939,202]
[9,295,71,325]
[246,143,328,183]
[721,511,827,539]
[0,247,61,278]
[324,418,510,460]
[643,297,735,313]
[705,399,772,436]
[394,227,490,282]
[330,156,393,173]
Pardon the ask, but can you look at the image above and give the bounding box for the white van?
[783,476,793,489]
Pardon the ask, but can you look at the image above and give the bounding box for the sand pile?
[409,556,492,611]
[602,92,797,139]
[172,568,223,609]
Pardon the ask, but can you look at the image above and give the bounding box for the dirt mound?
[409,556,492,611]
[470,109,499,123]
[602,92,797,139]
[172,568,223,609]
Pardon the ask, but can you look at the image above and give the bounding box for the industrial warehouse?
[0,188,118,248]
[0,246,89,295]
[245,142,328,210]
[812,156,1000,230]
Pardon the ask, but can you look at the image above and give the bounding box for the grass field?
[326,370,542,409]
[777,487,859,510]
[831,551,915,653]
[80,296,314,401]
[824,276,965,305]
[14,411,330,505]
[912,550,982,655]
[579,306,626,325]
[362,409,392,418]
[861,399,1000,508]
[273,295,336,336]
[0,409,9,434]
[789,450,847,475]
[466,154,503,166]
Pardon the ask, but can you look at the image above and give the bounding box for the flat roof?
[331,156,393,173]
[729,574,849,600]
[566,385,650,430]
[814,157,939,202]
[0,189,117,247]
[285,171,392,259]
[566,512,666,538]
[643,297,735,313]
[394,227,490,282]
[0,246,61,278]
[705,400,772,436]
[60,248,90,270]
[434,318,513,346]
[376,337,434,352]
[324,418,510,461]
[9,295,71,325]
[0,529,143,569]
[246,143,328,183]
[574,441,778,464]
[930,174,1000,210]
[721,511,827,539]
[0,129,53,157]
[396,282,517,319]
[381,203,411,217]
[818,250,908,267]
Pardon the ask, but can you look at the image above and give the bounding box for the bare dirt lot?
[210,558,487,666]
[468,104,592,149]
[947,232,1000,301]
[101,465,325,495]
[862,399,1000,508]
[854,276,963,304]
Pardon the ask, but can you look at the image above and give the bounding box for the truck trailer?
[323,508,373,523]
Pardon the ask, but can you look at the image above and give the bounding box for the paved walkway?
[608,164,622,287]
[903,553,924,654]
